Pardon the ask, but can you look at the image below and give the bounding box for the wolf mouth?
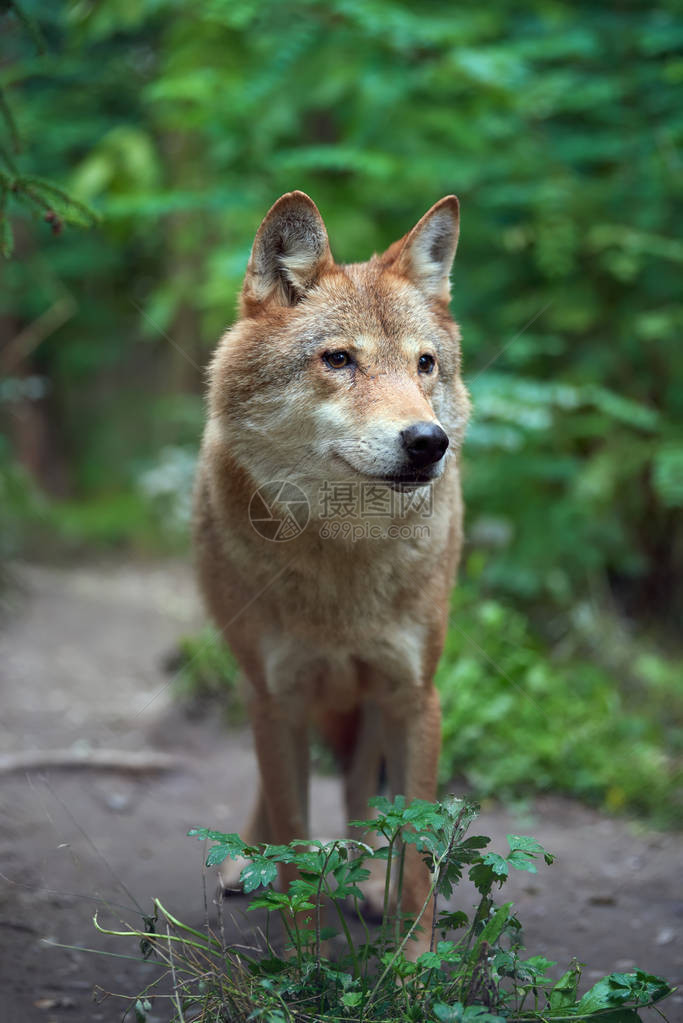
[333,454,436,489]
[378,472,435,490]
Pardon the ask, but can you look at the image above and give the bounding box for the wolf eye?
[418,353,436,374]
[323,350,352,369]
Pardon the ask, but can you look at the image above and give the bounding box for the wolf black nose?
[400,422,449,468]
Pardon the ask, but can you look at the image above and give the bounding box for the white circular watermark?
[248,480,310,542]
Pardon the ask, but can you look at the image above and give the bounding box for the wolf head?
[207,192,470,498]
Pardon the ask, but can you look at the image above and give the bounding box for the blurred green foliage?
[438,578,682,825]
[1,1,681,818]
[171,624,244,721]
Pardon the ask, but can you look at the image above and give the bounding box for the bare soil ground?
[0,561,681,1023]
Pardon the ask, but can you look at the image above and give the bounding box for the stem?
[430,880,439,954]
[92,913,212,956]
[217,887,227,957]
[278,908,296,958]
[326,882,360,975]
[315,845,335,978]
[394,839,406,948]
[365,866,440,1009]
[462,886,492,955]
[42,937,168,968]
[154,900,222,947]
[291,908,303,978]
[166,921,186,1023]
[353,893,372,977]
[380,832,395,953]
[458,889,492,1004]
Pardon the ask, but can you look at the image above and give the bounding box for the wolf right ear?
[242,192,334,309]
[393,196,460,302]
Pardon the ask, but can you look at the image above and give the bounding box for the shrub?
[94,797,673,1022]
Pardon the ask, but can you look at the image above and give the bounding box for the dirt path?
[0,561,681,1023]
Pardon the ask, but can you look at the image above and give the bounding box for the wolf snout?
[400,422,449,469]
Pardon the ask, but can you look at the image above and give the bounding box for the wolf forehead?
[293,265,459,348]
[224,267,462,373]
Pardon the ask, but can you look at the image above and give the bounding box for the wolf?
[193,191,470,950]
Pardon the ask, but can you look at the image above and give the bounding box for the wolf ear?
[242,191,333,308]
[393,196,460,302]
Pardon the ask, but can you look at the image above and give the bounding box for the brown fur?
[193,192,470,953]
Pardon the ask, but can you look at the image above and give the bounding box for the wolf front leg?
[248,696,310,888]
[380,684,442,957]
[219,703,309,891]
[246,697,315,955]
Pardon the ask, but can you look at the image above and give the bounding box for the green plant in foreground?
[94,797,673,1022]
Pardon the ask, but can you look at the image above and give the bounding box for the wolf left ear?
[394,196,460,302]
[242,191,334,308]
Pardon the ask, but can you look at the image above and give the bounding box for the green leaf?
[247,890,290,912]
[483,852,509,878]
[462,835,491,851]
[479,903,512,946]
[437,911,469,933]
[469,861,498,893]
[205,844,235,867]
[240,857,279,893]
[507,834,545,854]
[577,970,672,1014]
[433,1001,463,1022]
[462,1009,506,1022]
[417,950,443,970]
[517,954,556,983]
[432,1005,505,1023]
[189,827,247,848]
[381,949,417,977]
[506,834,554,873]
[437,939,463,960]
[549,959,581,1009]
[507,849,538,873]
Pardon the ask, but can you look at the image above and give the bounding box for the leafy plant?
[437,582,683,825]
[170,624,243,719]
[93,797,674,1021]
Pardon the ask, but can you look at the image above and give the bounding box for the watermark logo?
[249,480,434,542]
[248,480,310,542]
[319,481,433,520]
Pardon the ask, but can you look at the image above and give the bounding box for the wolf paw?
[217,855,251,894]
